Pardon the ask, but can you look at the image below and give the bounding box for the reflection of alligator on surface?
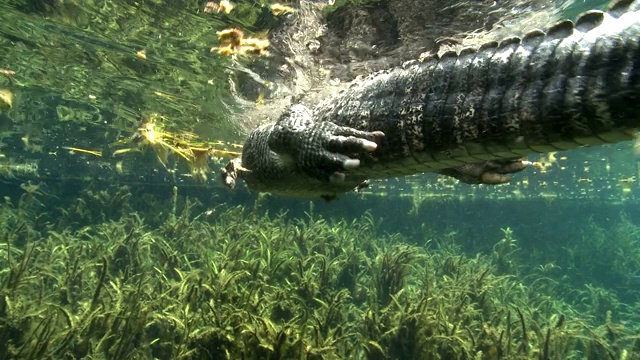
[230,0,569,132]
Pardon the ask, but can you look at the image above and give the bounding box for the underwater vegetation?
[2,1,640,357]
[0,184,640,359]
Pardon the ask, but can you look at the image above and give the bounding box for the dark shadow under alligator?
[223,0,640,199]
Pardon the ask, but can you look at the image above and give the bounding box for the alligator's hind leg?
[437,159,530,184]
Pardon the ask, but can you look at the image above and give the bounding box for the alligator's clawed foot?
[288,122,384,183]
[439,159,530,184]
[269,104,385,183]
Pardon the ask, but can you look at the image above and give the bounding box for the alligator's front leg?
[222,104,530,198]
[222,104,381,197]
[267,105,383,185]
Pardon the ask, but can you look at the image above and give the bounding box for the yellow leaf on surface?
[0,88,13,109]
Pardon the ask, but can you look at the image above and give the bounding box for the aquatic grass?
[1,185,640,359]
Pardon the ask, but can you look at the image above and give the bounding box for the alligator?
[222,0,640,199]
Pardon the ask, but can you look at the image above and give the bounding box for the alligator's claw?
[438,159,530,184]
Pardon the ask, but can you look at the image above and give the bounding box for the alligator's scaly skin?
[224,0,640,198]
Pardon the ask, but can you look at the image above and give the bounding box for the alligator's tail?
[409,0,640,168]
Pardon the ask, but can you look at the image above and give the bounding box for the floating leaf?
[271,4,295,16]
[0,88,13,109]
